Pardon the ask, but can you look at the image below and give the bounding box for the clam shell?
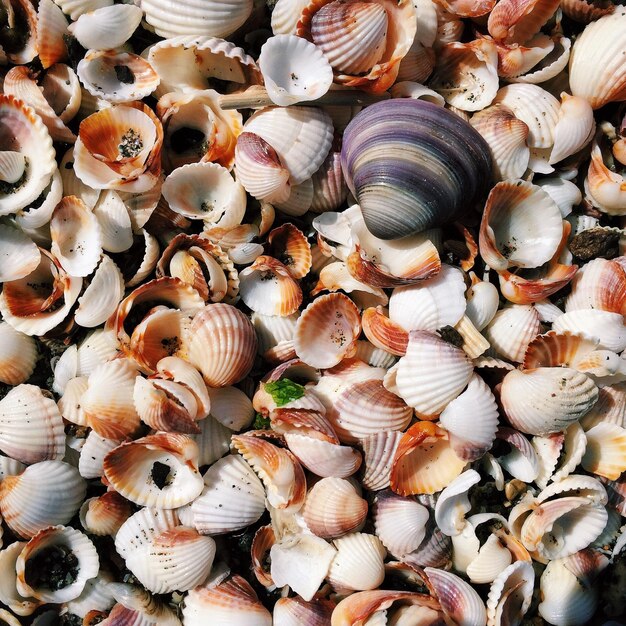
[67,4,143,50]
[565,258,626,316]
[100,582,181,625]
[550,93,595,164]
[496,427,540,482]
[479,180,563,271]
[77,50,160,104]
[14,164,62,231]
[66,572,115,619]
[78,431,120,479]
[259,35,333,106]
[271,0,310,34]
[303,477,368,539]
[243,106,334,185]
[92,190,133,254]
[434,469,481,537]
[186,303,257,387]
[36,0,69,68]
[0,385,65,464]
[16,526,99,604]
[232,434,306,511]
[440,374,499,462]
[0,461,86,539]
[141,0,253,39]
[79,491,131,537]
[0,322,37,385]
[103,433,205,508]
[162,162,246,227]
[273,596,334,626]
[487,0,560,44]
[239,256,303,316]
[328,532,386,592]
[552,309,626,353]
[425,568,487,626]
[470,104,530,182]
[341,99,492,239]
[373,491,429,556]
[284,433,362,478]
[501,367,598,435]
[294,293,361,369]
[0,96,56,217]
[0,541,42,617]
[390,421,467,495]
[384,330,473,417]
[361,430,403,491]
[191,454,266,534]
[361,305,409,357]
[581,422,626,480]
[484,305,541,363]
[569,8,626,109]
[206,386,253,431]
[486,561,534,626]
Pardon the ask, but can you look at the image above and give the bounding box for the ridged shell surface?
[341,99,492,239]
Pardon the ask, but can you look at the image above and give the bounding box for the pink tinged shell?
[190,454,266,535]
[273,596,334,626]
[361,430,403,491]
[486,561,534,626]
[484,305,541,363]
[565,257,626,316]
[182,574,271,626]
[488,0,561,44]
[294,293,362,369]
[284,433,362,478]
[440,374,499,462]
[0,384,65,464]
[385,330,473,418]
[495,427,540,482]
[501,367,598,435]
[425,568,487,626]
[185,303,257,387]
[581,422,626,480]
[79,491,132,537]
[103,433,205,509]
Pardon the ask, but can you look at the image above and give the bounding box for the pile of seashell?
[1,0,626,624]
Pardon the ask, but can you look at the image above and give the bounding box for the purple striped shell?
[341,99,492,239]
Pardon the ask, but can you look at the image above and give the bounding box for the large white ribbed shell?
[0,322,37,386]
[141,0,254,39]
[67,4,143,50]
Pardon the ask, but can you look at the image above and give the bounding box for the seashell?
[242,105,333,186]
[580,382,626,430]
[520,496,608,560]
[162,162,246,230]
[501,367,598,435]
[191,454,266,534]
[298,0,417,92]
[582,422,626,480]
[294,293,361,369]
[59,146,101,211]
[239,256,303,316]
[103,433,204,508]
[273,596,334,626]
[37,0,69,69]
[328,532,386,592]
[341,99,491,239]
[50,196,102,278]
[552,309,626,353]
[0,385,65,465]
[78,431,120,480]
[487,0,561,44]
[74,103,163,193]
[484,305,541,363]
[232,434,306,511]
[202,386,251,432]
[389,81,444,104]
[271,0,310,34]
[258,35,333,106]
[303,477,368,539]
[396,40,436,84]
[310,149,348,213]
[0,540,43,617]
[565,258,626,316]
[538,553,606,626]
[141,0,253,38]
[479,180,563,273]
[486,560,534,626]
[0,96,57,217]
[425,568,487,626]
[354,340,396,369]
[391,421,467,495]
[494,84,560,148]
[81,358,140,439]
[0,0,37,64]
[536,177,582,218]
[67,4,143,50]
[461,532,515,584]
[16,525,99,604]
[384,330,473,417]
[495,427,540,482]
[185,303,257,387]
[183,574,271,626]
[253,311,299,363]
[99,582,181,625]
[0,461,86,539]
[0,322,36,386]
[434,469,481,537]
[66,571,116,619]
[361,430,403,491]
[440,374,499,462]
[470,104,530,182]
[549,93,595,164]
[115,508,215,594]
[3,67,76,144]
[79,491,132,537]
[373,491,429,556]
[509,34,572,85]
[284,433,361,478]
[569,9,626,109]
[92,190,133,254]
[266,223,312,281]
[430,39,499,112]
[494,33,555,78]
[77,50,160,105]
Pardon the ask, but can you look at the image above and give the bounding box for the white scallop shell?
[259,35,333,107]
[435,469,481,537]
[374,492,429,556]
[0,322,37,386]
[549,93,595,164]
[0,224,40,284]
[328,533,386,592]
[484,305,541,363]
[553,310,626,353]
[486,561,534,626]
[67,4,143,50]
[271,0,309,35]
[361,431,403,491]
[78,431,120,480]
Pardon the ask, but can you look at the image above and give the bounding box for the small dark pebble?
[114,64,135,84]
[570,228,620,261]
[150,461,173,489]
[437,325,465,348]
[25,544,79,591]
